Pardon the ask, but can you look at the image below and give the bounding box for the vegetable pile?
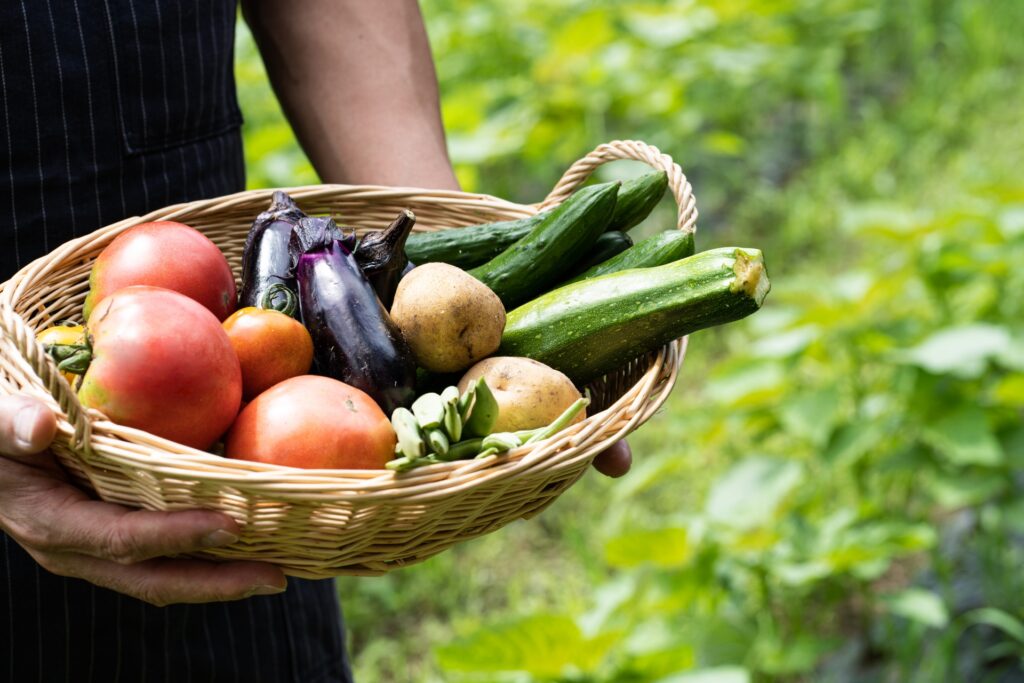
[39,172,771,472]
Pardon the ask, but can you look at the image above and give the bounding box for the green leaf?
[705,359,787,407]
[774,561,833,586]
[627,645,697,680]
[1005,427,1024,468]
[840,203,929,237]
[998,205,1024,238]
[825,422,885,467]
[992,373,1024,407]
[705,457,803,530]
[703,130,746,157]
[656,666,751,683]
[605,527,693,569]
[998,337,1024,371]
[625,9,717,47]
[578,574,638,636]
[749,326,818,358]
[754,631,839,675]
[921,407,1004,466]
[895,324,1012,378]
[436,614,617,677]
[963,608,1024,645]
[922,468,1007,507]
[884,589,949,628]
[997,497,1024,535]
[779,388,842,446]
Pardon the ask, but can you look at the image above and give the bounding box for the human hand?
[592,439,632,478]
[0,394,287,606]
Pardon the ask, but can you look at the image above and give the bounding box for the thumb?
[0,395,58,456]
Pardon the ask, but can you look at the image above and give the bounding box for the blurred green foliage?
[234,0,1024,680]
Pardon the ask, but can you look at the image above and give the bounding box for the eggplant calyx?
[267,190,302,217]
[291,216,356,263]
[355,210,417,268]
[259,283,299,317]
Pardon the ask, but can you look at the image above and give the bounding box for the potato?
[458,356,585,432]
[390,263,506,373]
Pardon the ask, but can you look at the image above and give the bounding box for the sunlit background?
[236,1,1024,681]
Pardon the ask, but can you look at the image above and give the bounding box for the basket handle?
[538,139,698,234]
[0,304,92,452]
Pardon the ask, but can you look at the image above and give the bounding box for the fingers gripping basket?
[0,140,697,578]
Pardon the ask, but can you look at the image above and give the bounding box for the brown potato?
[390,263,506,373]
[458,356,585,432]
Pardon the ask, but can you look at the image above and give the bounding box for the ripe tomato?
[78,286,242,450]
[222,307,314,400]
[35,321,84,346]
[224,375,396,470]
[83,221,237,321]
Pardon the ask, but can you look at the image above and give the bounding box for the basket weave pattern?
[0,140,695,578]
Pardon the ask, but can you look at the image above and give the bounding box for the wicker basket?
[0,140,696,578]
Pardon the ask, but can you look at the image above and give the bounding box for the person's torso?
[0,0,245,277]
[0,3,352,681]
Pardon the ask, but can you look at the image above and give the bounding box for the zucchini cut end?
[731,249,770,306]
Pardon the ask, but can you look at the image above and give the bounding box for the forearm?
[242,0,458,190]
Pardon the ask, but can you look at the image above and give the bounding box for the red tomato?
[222,307,314,401]
[225,376,396,470]
[83,221,237,321]
[78,286,242,450]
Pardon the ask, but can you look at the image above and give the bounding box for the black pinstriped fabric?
[0,2,353,680]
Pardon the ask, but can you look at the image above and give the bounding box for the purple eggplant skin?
[239,191,307,315]
[401,260,416,278]
[354,210,416,309]
[297,240,417,414]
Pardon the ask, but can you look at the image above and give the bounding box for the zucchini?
[500,247,770,384]
[607,170,668,232]
[469,181,619,308]
[564,229,695,285]
[403,172,665,268]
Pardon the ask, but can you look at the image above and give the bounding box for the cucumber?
[404,215,538,269]
[500,247,770,384]
[607,171,668,232]
[403,172,666,268]
[567,231,633,280]
[469,181,619,308]
[564,229,696,285]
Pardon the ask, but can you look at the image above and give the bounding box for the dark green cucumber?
[404,215,540,269]
[564,229,696,285]
[567,231,633,279]
[500,247,770,384]
[607,171,668,232]
[469,181,619,308]
[403,172,664,269]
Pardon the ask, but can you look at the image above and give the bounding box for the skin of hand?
[243,0,631,477]
[0,395,287,606]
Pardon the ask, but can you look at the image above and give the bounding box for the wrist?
[315,141,461,191]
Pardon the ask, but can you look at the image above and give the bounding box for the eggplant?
[291,216,356,264]
[354,210,416,308]
[297,237,416,414]
[239,191,307,316]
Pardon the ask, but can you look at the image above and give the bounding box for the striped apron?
[0,1,353,680]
